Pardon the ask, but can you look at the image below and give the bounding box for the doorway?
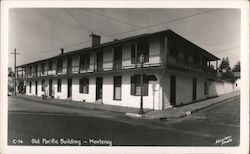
[35,81,38,95]
[193,78,197,100]
[68,78,72,98]
[96,77,103,100]
[49,80,52,97]
[170,75,176,106]
[96,51,103,71]
[67,57,72,74]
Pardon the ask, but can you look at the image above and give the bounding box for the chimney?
[89,33,101,47]
[61,48,64,54]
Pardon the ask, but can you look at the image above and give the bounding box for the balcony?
[17,60,164,80]
[167,56,217,75]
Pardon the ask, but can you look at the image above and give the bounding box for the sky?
[8,8,241,69]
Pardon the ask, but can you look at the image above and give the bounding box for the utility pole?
[10,48,20,95]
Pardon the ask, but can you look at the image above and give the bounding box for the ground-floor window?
[29,82,32,93]
[131,74,148,96]
[41,80,45,91]
[113,76,122,100]
[57,79,61,92]
[79,78,89,94]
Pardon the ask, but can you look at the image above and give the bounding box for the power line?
[213,45,240,54]
[82,9,142,28]
[20,9,222,56]
[64,8,93,34]
[201,40,239,46]
[103,9,221,38]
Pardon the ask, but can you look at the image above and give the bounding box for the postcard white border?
[1,0,249,154]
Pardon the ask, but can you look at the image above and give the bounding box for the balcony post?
[216,60,218,72]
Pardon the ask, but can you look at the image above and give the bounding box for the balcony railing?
[167,56,217,74]
[17,62,163,80]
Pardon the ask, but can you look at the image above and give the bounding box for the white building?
[17,29,236,110]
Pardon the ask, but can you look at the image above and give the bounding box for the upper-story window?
[57,59,63,73]
[169,42,179,58]
[113,46,122,70]
[131,40,149,64]
[80,53,90,71]
[49,61,53,71]
[34,65,38,76]
[41,63,45,74]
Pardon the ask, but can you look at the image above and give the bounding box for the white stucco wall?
[208,80,236,97]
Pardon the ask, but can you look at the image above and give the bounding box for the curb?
[146,95,240,120]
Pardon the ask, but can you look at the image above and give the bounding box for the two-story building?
[16,29,221,110]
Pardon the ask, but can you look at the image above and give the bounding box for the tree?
[218,57,231,73]
[218,57,235,82]
[232,61,240,72]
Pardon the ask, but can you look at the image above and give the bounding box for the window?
[113,46,122,70]
[57,59,63,73]
[49,61,53,70]
[80,53,90,71]
[204,81,208,95]
[131,40,149,64]
[29,82,32,93]
[79,78,89,93]
[131,74,148,96]
[42,80,45,91]
[169,42,179,58]
[41,63,45,74]
[113,76,122,100]
[57,79,61,92]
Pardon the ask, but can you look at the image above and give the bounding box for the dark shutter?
[85,78,89,93]
[79,79,83,93]
[143,74,148,96]
[131,44,135,64]
[131,75,135,95]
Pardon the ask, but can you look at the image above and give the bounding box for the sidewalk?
[144,91,240,119]
[13,91,240,120]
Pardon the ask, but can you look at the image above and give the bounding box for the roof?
[18,29,220,67]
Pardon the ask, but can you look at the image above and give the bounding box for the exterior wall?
[72,77,96,102]
[70,70,161,110]
[160,71,211,108]
[208,80,236,97]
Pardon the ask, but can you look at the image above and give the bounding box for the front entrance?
[67,78,72,98]
[96,77,103,100]
[193,78,197,100]
[170,75,176,106]
[49,80,52,97]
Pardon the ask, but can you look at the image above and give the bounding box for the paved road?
[8,96,240,146]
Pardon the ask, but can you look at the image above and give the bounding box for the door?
[193,78,197,100]
[35,81,38,95]
[68,78,72,98]
[113,46,122,70]
[49,80,52,96]
[67,57,72,74]
[170,75,176,106]
[96,77,103,100]
[96,51,103,71]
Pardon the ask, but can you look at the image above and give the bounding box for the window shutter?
[86,78,89,93]
[143,75,148,96]
[131,75,135,95]
[131,44,135,64]
[79,79,83,93]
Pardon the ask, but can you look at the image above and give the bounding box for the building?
[17,29,226,110]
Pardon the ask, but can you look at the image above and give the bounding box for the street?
[8,95,240,146]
